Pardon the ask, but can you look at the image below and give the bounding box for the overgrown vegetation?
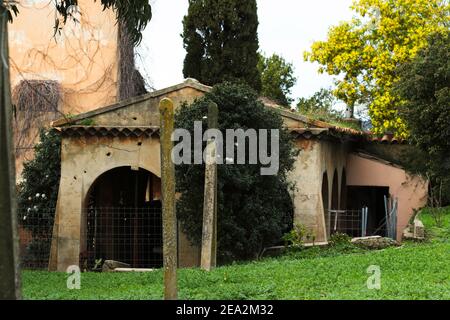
[17,129,61,267]
[12,80,61,161]
[396,32,450,206]
[296,88,348,124]
[17,129,61,212]
[282,223,315,247]
[420,207,450,242]
[328,232,352,247]
[175,82,298,263]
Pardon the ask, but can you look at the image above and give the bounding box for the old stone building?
[49,79,428,271]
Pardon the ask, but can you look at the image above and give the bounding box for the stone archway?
[340,169,347,210]
[80,166,163,269]
[325,169,340,237]
[331,169,339,211]
[321,172,330,237]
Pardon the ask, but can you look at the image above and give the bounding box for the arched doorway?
[327,169,339,236]
[331,169,339,211]
[337,169,350,235]
[82,167,163,269]
[340,169,347,210]
[321,172,329,236]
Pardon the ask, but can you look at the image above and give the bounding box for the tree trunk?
[0,2,22,300]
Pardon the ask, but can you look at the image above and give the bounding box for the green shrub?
[17,128,61,213]
[175,82,298,263]
[17,129,61,266]
[282,223,315,247]
[328,232,352,247]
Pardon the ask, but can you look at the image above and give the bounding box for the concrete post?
[201,102,218,271]
[159,98,178,300]
[0,3,21,299]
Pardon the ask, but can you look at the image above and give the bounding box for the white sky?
[136,0,354,103]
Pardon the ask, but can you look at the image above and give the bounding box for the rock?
[102,260,131,272]
[402,218,425,241]
[413,220,425,239]
[352,236,399,250]
[403,230,415,240]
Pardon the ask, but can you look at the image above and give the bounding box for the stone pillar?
[0,6,21,299]
[201,102,218,271]
[159,98,178,300]
[49,152,84,272]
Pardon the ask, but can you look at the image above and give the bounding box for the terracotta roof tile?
[55,126,160,138]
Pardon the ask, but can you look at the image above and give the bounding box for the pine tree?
[182,0,261,91]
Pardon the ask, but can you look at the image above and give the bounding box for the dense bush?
[175,82,298,263]
[282,223,315,247]
[396,32,450,206]
[17,129,60,244]
[16,129,61,268]
[328,232,352,247]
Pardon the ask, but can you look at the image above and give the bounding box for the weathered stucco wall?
[9,0,119,176]
[346,153,428,241]
[9,0,119,113]
[288,138,348,242]
[68,86,207,128]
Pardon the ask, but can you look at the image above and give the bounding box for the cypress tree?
[182,0,261,91]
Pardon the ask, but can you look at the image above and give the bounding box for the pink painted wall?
[346,153,428,241]
[9,0,119,114]
[9,0,119,176]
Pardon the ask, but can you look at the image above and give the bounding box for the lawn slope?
[23,242,450,300]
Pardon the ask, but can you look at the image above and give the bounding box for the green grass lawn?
[23,242,450,300]
[22,207,450,300]
[420,206,450,242]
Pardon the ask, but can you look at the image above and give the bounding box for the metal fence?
[17,208,54,270]
[325,208,394,239]
[326,209,368,238]
[82,207,163,270]
[17,206,163,271]
[17,204,396,270]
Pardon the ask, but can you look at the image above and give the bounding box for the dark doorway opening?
[83,167,163,269]
[347,186,389,237]
[322,172,330,236]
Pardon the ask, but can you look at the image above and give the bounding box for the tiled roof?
[290,128,329,140]
[369,135,407,145]
[260,97,405,144]
[260,97,365,137]
[52,81,404,144]
[55,126,160,138]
